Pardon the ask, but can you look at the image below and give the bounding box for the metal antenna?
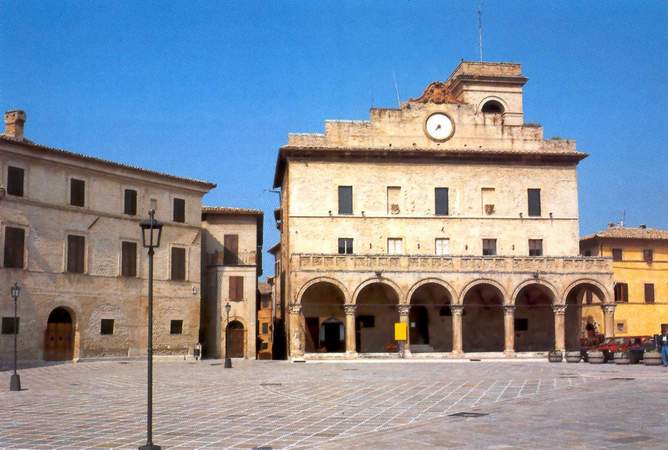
[478,1,484,62]
[392,71,401,108]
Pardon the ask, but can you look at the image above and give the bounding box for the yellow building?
[580,225,668,337]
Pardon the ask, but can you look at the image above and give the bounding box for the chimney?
[3,110,26,141]
[639,224,647,229]
[608,222,616,228]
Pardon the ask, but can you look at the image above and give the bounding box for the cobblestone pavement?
[1,359,667,449]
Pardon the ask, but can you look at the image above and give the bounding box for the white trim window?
[435,238,450,256]
[387,238,403,255]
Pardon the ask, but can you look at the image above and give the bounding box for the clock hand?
[436,124,442,130]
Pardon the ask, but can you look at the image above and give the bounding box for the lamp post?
[139,209,163,450]
[9,283,21,392]
[224,302,232,368]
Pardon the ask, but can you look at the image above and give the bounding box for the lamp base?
[138,444,161,450]
[9,374,21,392]
[224,357,232,368]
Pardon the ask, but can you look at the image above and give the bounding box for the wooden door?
[44,323,74,361]
[227,328,245,357]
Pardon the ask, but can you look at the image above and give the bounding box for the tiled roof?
[0,135,216,189]
[202,206,263,216]
[581,226,668,241]
[258,282,272,295]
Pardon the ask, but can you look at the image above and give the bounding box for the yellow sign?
[394,322,407,341]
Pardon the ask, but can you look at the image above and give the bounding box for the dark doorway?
[409,305,429,345]
[305,317,319,352]
[321,318,344,352]
[226,320,245,358]
[44,307,74,361]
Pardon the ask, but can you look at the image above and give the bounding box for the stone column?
[503,305,515,355]
[603,304,616,338]
[451,305,464,355]
[553,304,567,352]
[288,303,304,358]
[398,304,411,354]
[343,304,357,356]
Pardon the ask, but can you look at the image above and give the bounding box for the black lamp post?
[139,209,163,450]
[224,302,232,368]
[9,282,21,392]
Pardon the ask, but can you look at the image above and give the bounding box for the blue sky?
[2,1,666,276]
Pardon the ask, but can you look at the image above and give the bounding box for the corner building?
[273,61,614,360]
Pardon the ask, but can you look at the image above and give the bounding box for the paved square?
[1,359,667,448]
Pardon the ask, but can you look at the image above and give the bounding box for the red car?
[592,336,651,363]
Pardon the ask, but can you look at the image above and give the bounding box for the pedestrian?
[194,342,202,361]
[661,331,668,368]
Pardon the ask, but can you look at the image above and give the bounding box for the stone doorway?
[226,320,245,358]
[44,307,74,361]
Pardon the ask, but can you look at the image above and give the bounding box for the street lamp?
[139,209,163,450]
[224,302,232,369]
[9,283,21,392]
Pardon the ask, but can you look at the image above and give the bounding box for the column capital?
[343,304,356,315]
[288,303,302,314]
[603,304,616,314]
[552,304,567,315]
[503,304,516,314]
[398,304,411,315]
[450,304,464,315]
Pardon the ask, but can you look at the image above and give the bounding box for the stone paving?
[0,359,667,449]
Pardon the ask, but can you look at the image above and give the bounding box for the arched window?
[481,100,504,114]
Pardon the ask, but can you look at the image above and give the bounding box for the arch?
[226,320,245,358]
[296,276,350,304]
[459,278,508,305]
[405,278,457,305]
[513,282,557,351]
[352,277,402,305]
[461,281,505,352]
[511,279,560,305]
[562,278,611,304]
[479,96,507,114]
[44,306,76,361]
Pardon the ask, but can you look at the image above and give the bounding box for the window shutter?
[124,189,137,215]
[644,284,655,304]
[171,247,186,280]
[3,227,25,268]
[173,198,186,223]
[528,189,541,217]
[435,188,449,215]
[67,235,85,273]
[223,234,239,265]
[229,276,244,301]
[7,166,24,197]
[70,179,85,207]
[338,186,353,215]
[121,241,137,277]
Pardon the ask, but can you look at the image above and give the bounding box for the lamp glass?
[139,218,163,248]
[225,302,231,314]
[11,283,20,298]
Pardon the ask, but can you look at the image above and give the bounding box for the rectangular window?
[3,226,25,269]
[435,188,449,216]
[223,234,239,265]
[482,239,497,256]
[121,241,137,277]
[528,239,543,256]
[643,249,653,263]
[1,317,19,334]
[70,178,85,207]
[645,284,655,304]
[100,319,115,335]
[387,186,401,215]
[612,248,623,261]
[514,318,529,332]
[387,238,403,255]
[124,189,137,215]
[149,198,158,212]
[229,276,244,301]
[173,198,185,223]
[66,235,85,273]
[481,188,496,215]
[357,315,375,328]
[171,247,186,280]
[262,322,269,334]
[435,238,450,256]
[170,320,183,335]
[614,283,628,303]
[338,186,353,215]
[338,238,353,254]
[7,166,24,197]
[528,189,541,217]
[261,341,269,350]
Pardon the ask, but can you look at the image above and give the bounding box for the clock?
[424,112,454,141]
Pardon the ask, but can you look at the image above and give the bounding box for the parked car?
[590,336,652,363]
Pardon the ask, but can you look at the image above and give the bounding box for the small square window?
[261,342,269,350]
[529,239,543,256]
[387,238,403,255]
[338,238,353,254]
[170,320,183,335]
[435,238,450,256]
[1,317,19,334]
[482,239,497,256]
[100,319,115,335]
[616,321,627,333]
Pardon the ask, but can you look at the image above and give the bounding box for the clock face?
[425,113,454,141]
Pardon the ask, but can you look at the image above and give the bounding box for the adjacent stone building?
[257,281,273,359]
[272,61,615,360]
[580,225,668,337]
[200,207,263,359]
[0,110,215,363]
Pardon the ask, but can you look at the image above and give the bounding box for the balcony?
[292,253,611,274]
[206,250,257,267]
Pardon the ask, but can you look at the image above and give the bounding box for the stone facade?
[0,110,215,363]
[272,61,615,360]
[201,207,263,359]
